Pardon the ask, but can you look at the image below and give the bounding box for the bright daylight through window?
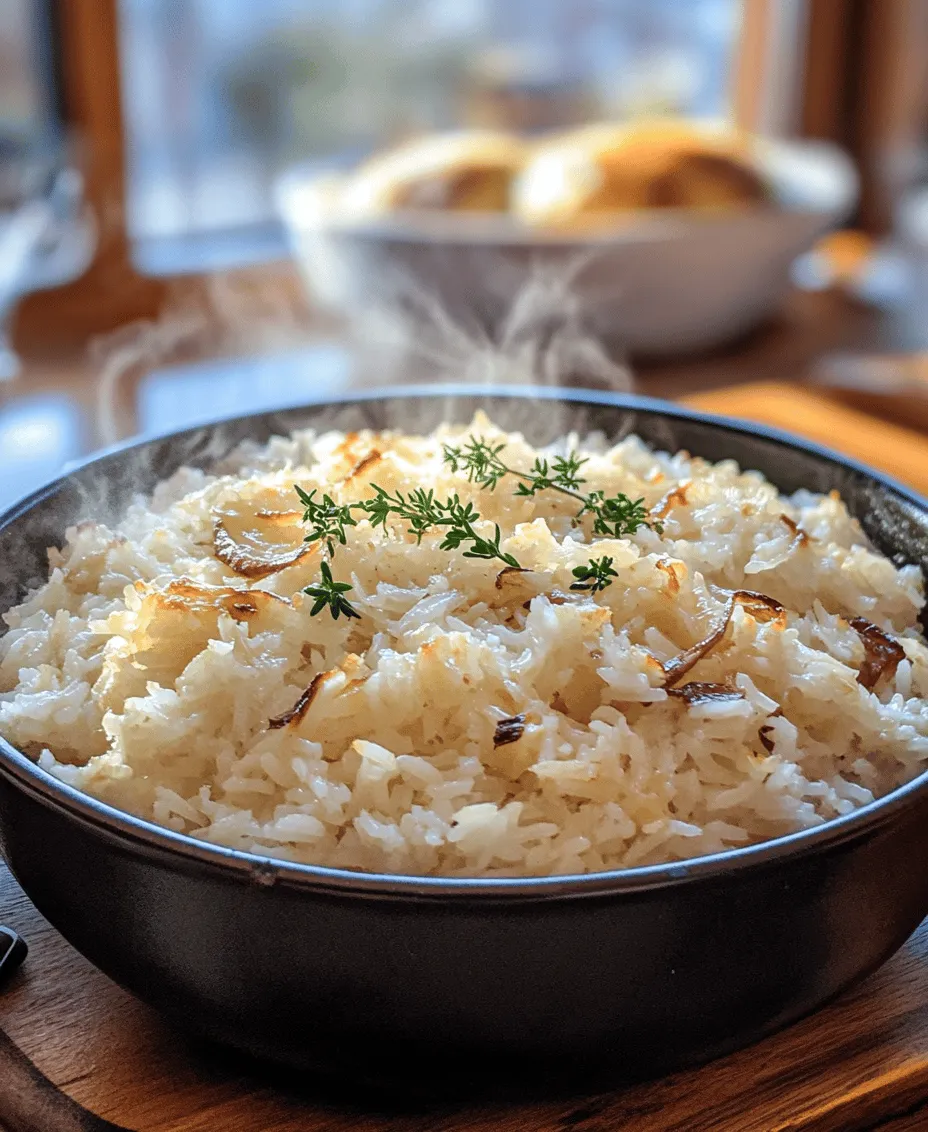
[118,0,742,269]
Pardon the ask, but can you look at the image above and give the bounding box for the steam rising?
[91,270,312,446]
[25,258,636,551]
[346,255,633,394]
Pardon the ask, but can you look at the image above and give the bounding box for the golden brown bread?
[337,130,528,218]
[513,121,770,228]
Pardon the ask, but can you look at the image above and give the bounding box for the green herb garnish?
[570,556,619,593]
[297,436,659,619]
[442,437,657,539]
[294,486,356,558]
[359,486,519,568]
[296,484,518,620]
[303,560,361,621]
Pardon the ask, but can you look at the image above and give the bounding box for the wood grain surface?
[3,381,928,1132]
[682,382,928,497]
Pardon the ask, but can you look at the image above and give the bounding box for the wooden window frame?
[735,0,928,234]
[14,0,167,357]
[732,0,809,139]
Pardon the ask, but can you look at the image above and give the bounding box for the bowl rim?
[1,383,926,901]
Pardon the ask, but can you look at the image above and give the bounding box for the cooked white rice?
[2,413,928,877]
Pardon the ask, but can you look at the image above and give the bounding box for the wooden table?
[5,290,928,1131]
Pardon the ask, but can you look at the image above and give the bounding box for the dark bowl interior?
[2,384,928,1091]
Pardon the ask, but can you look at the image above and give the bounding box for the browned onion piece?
[758,725,776,753]
[661,590,786,688]
[779,514,810,547]
[269,671,328,730]
[346,449,382,482]
[667,682,744,707]
[158,580,291,622]
[735,591,787,626]
[849,617,905,690]
[495,569,555,612]
[495,566,527,590]
[493,714,526,747]
[660,618,730,687]
[213,517,315,580]
[651,483,689,520]
[655,557,683,595]
[269,655,367,730]
[93,581,294,713]
[256,508,303,524]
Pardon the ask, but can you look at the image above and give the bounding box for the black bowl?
[1,385,928,1093]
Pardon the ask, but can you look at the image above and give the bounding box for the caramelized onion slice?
[213,503,316,580]
[667,682,744,707]
[346,449,382,482]
[494,568,556,610]
[256,508,303,524]
[94,581,292,712]
[661,590,786,688]
[780,514,810,547]
[495,566,527,590]
[849,617,905,690]
[494,714,526,747]
[269,671,329,730]
[158,580,291,622]
[736,591,787,626]
[651,483,689,521]
[268,655,367,730]
[655,557,684,595]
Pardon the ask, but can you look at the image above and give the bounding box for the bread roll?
[513,120,769,228]
[338,130,528,218]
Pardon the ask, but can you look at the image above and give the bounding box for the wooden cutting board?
[682,382,928,498]
[3,381,928,1132]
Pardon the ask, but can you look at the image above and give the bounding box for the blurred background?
[3,0,928,507]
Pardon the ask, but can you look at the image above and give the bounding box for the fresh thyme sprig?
[295,436,659,620]
[442,437,658,539]
[294,486,356,557]
[303,560,360,620]
[296,482,518,619]
[298,484,520,568]
[570,556,619,593]
[358,486,518,567]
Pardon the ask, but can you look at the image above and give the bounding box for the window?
[118,0,743,271]
[16,0,928,357]
[1,0,74,376]
[0,0,60,163]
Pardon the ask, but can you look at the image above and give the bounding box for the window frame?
[14,0,167,357]
[738,0,928,234]
[732,0,809,138]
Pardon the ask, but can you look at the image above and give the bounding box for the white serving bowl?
[276,138,858,360]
